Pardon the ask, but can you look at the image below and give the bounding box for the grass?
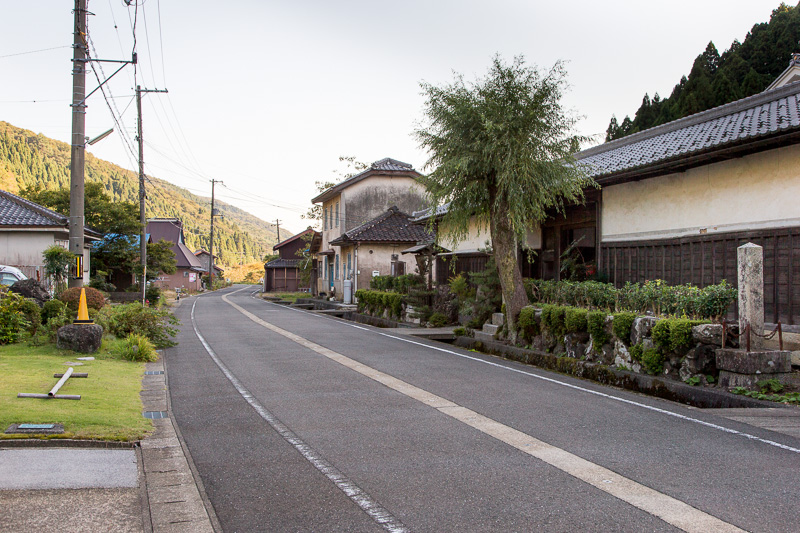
[267,291,311,303]
[0,338,152,441]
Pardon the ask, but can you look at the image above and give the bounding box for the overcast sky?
[0,0,787,234]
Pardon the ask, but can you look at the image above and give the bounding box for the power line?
[0,46,71,59]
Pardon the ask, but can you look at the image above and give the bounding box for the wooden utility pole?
[209,180,223,287]
[135,85,167,304]
[68,0,88,288]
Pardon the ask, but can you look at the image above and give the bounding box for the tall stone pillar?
[737,243,764,350]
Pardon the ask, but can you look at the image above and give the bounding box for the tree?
[414,56,594,339]
[146,239,177,279]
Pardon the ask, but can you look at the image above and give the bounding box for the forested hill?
[605,3,800,142]
[0,121,287,266]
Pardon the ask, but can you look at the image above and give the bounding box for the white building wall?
[601,144,800,242]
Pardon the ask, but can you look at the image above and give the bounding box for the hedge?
[355,289,405,319]
[524,278,735,319]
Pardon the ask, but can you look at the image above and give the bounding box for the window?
[335,254,339,280]
[323,207,328,230]
[335,202,339,227]
[183,271,189,278]
[346,252,351,279]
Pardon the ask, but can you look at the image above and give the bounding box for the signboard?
[72,254,83,279]
[189,273,197,282]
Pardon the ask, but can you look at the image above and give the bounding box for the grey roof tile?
[0,189,69,227]
[330,206,432,245]
[575,83,800,179]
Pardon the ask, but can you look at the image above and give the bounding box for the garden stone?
[631,317,657,346]
[614,339,642,372]
[56,324,103,354]
[9,278,51,307]
[683,344,717,375]
[565,332,589,359]
[692,323,724,346]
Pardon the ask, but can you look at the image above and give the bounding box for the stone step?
[474,330,495,343]
[482,323,500,335]
[492,313,505,326]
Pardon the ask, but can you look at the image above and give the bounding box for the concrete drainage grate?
[143,411,169,419]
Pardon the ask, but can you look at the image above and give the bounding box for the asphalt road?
[165,286,800,532]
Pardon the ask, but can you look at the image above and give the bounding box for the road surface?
[164,285,800,532]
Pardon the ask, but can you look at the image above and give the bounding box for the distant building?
[146,218,205,292]
[264,228,319,293]
[311,157,428,300]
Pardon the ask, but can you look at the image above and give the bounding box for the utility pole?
[274,219,281,242]
[135,85,168,305]
[209,180,223,287]
[68,0,88,288]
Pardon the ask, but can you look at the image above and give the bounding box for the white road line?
[190,298,408,533]
[226,292,746,533]
[256,293,800,456]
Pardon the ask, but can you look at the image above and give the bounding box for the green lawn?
[267,291,312,303]
[0,341,151,441]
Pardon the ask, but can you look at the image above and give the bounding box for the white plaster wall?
[602,144,800,241]
[342,176,427,230]
[0,232,57,267]
[438,217,491,253]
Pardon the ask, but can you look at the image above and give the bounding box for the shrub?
[541,304,567,339]
[587,311,609,347]
[89,277,116,292]
[355,289,405,318]
[96,303,179,348]
[453,326,467,337]
[611,312,636,345]
[669,319,704,352]
[58,286,106,312]
[18,298,41,335]
[517,306,540,342]
[640,348,665,375]
[0,290,29,344]
[651,319,671,352]
[428,312,449,327]
[41,299,68,325]
[565,307,588,333]
[629,343,644,362]
[113,333,158,362]
[524,278,736,319]
[145,285,162,306]
[449,274,475,304]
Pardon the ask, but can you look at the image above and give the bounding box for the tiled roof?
[0,189,68,227]
[265,258,302,268]
[147,218,183,245]
[330,206,432,245]
[311,157,421,204]
[575,81,800,181]
[411,202,450,223]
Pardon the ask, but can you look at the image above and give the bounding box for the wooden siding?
[435,254,489,285]
[600,227,800,325]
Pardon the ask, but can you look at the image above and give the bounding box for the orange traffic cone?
[73,288,94,325]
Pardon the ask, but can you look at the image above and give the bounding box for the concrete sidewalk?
[0,357,218,533]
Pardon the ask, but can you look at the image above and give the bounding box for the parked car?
[0,265,27,286]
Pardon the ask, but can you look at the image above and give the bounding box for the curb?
[139,357,220,532]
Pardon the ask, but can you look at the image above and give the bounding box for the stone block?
[631,317,657,346]
[482,323,500,335]
[473,330,495,343]
[56,324,103,353]
[692,323,724,346]
[717,371,799,389]
[492,313,505,326]
[715,348,792,374]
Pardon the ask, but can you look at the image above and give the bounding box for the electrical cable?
[0,46,71,59]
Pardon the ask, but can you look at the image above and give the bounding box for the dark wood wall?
[600,226,800,325]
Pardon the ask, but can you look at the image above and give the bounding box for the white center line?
[226,291,746,533]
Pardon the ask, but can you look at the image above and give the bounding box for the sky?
[0,0,789,235]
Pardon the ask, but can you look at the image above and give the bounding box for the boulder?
[9,278,50,307]
[692,323,724,346]
[631,317,657,346]
[565,332,590,359]
[683,344,717,375]
[56,324,103,354]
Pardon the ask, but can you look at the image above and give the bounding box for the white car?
[0,265,28,286]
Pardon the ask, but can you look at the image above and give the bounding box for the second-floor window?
[323,207,328,230]
[335,202,339,227]
[335,254,340,280]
